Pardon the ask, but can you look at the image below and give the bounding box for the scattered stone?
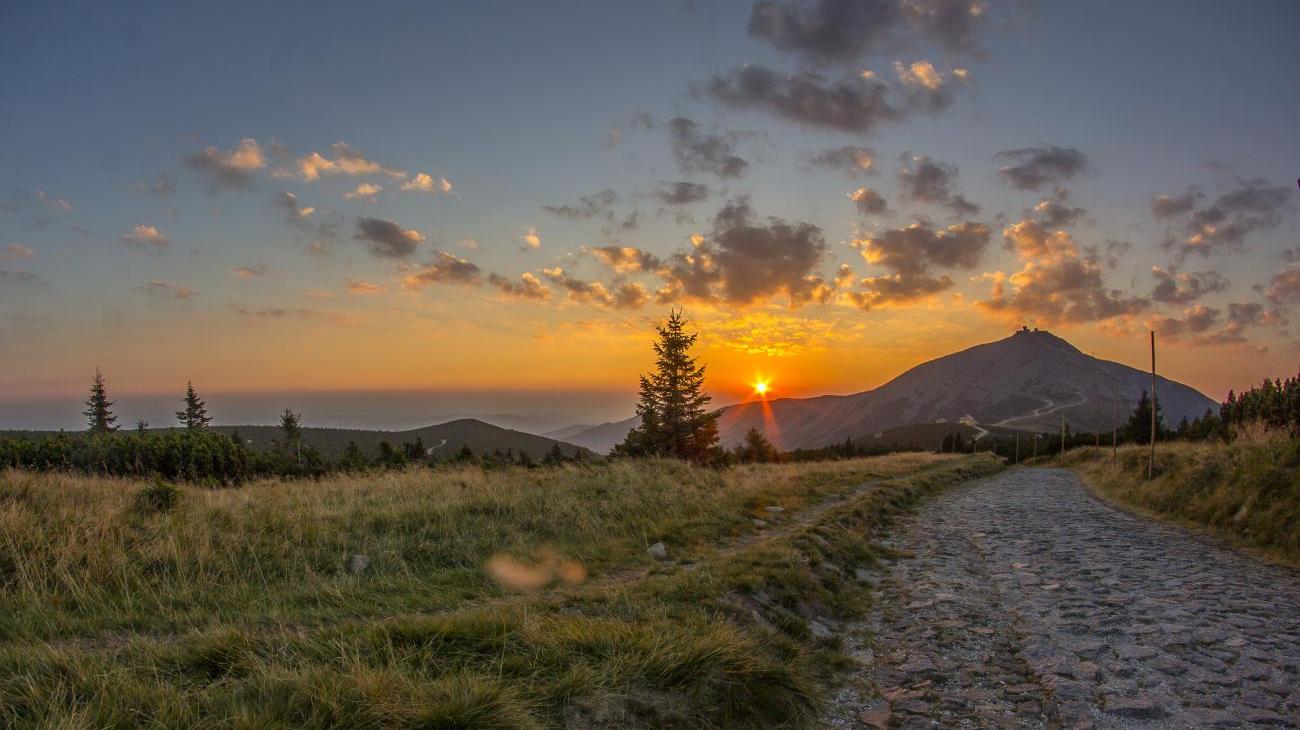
[1106,697,1166,719]
[858,706,890,728]
[647,542,668,560]
[765,505,784,514]
[751,519,767,529]
[346,554,369,574]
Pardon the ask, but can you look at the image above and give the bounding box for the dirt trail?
[824,468,1300,729]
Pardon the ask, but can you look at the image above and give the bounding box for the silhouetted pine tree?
[1126,390,1164,443]
[615,311,719,462]
[176,381,212,429]
[543,443,565,465]
[83,368,118,434]
[736,428,776,463]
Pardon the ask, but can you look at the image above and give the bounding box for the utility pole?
[1014,431,1019,464]
[1060,413,1066,457]
[1149,331,1157,480]
[1111,393,1118,461]
[1032,434,1038,459]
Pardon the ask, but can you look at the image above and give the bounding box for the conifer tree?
[615,311,719,461]
[279,409,303,466]
[543,442,565,465]
[1126,390,1164,443]
[176,381,212,429]
[83,368,119,434]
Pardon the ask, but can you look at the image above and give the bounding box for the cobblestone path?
[824,468,1300,729]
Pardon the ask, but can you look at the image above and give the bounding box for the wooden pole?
[1149,331,1157,480]
[1112,394,1117,461]
[1014,432,1019,464]
[1060,413,1066,457]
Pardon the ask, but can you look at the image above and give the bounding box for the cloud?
[698,65,900,134]
[184,138,266,190]
[121,224,169,249]
[978,219,1147,325]
[137,280,196,299]
[848,187,888,214]
[1150,189,1201,219]
[540,267,648,309]
[897,153,978,216]
[1150,267,1229,304]
[307,240,331,256]
[652,181,710,205]
[1157,178,1291,258]
[707,197,828,304]
[0,269,39,284]
[847,272,954,310]
[2,244,34,260]
[488,272,552,300]
[668,117,749,178]
[747,0,986,65]
[275,191,316,222]
[994,146,1089,191]
[1030,195,1087,228]
[345,278,385,294]
[587,245,662,274]
[893,60,970,113]
[402,251,482,288]
[543,189,619,219]
[134,174,176,197]
[230,265,268,280]
[1263,265,1300,305]
[521,227,542,249]
[853,220,990,276]
[229,305,360,326]
[354,217,425,258]
[294,142,405,182]
[809,145,876,175]
[344,182,383,201]
[401,173,453,194]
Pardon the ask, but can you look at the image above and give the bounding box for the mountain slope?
[209,419,593,459]
[570,329,1219,452]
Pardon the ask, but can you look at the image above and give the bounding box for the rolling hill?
[561,329,1220,453]
[3,419,594,461]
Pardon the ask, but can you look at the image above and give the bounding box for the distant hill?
[567,329,1219,452]
[557,418,639,454]
[3,418,594,461]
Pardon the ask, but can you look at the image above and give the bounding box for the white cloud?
[402,173,454,194]
[121,224,169,249]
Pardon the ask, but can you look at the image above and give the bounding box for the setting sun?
[753,379,771,397]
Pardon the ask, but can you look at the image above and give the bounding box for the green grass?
[1059,432,1300,566]
[0,453,1003,728]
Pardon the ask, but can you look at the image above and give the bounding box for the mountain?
[4,419,595,461]
[556,418,638,454]
[568,329,1220,452]
[542,423,595,443]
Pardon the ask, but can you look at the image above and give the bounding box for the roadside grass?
[1058,432,1300,566]
[0,453,1002,728]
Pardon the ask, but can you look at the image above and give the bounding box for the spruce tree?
[83,368,119,434]
[279,409,302,466]
[1126,390,1164,443]
[176,381,212,429]
[615,311,719,462]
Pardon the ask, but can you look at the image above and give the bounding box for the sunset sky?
[2,1,1298,431]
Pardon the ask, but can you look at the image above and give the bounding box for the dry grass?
[0,452,1001,728]
[1060,433,1300,566]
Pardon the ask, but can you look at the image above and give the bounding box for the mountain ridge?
[559,329,1219,453]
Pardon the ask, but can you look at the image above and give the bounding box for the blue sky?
[2,0,1298,430]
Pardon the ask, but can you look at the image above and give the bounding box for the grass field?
[1060,432,1300,567]
[0,453,1002,728]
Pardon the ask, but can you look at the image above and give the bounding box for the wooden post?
[1014,432,1019,464]
[1032,434,1038,459]
[1149,331,1157,480]
[1060,413,1066,457]
[1111,395,1117,461]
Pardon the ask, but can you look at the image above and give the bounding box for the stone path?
[824,467,1300,729]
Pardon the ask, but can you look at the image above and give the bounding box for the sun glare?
[752,378,770,397]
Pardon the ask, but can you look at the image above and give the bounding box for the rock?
[1105,697,1166,720]
[765,505,784,514]
[648,542,668,560]
[346,553,369,574]
[858,706,890,729]
[751,518,768,529]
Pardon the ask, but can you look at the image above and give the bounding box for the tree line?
[1,371,584,482]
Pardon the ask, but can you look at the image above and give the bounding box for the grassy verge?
[0,453,1001,728]
[1058,435,1300,566]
